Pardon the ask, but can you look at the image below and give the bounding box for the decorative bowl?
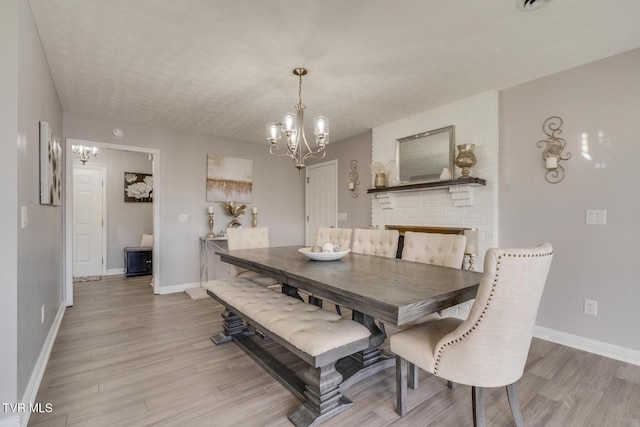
[298,247,351,261]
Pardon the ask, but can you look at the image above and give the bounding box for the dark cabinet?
[124,247,152,278]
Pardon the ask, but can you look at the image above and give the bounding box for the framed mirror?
[396,125,455,183]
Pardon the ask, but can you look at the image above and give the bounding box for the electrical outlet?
[584,299,598,316]
[41,304,45,324]
[178,214,188,223]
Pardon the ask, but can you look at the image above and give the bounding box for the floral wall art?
[206,154,252,203]
[39,121,62,206]
[124,172,153,202]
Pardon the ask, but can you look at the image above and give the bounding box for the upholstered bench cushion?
[206,279,370,357]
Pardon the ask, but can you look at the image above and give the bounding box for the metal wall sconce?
[537,116,571,184]
[348,160,360,198]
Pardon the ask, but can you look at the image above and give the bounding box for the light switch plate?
[21,206,28,228]
[178,214,188,223]
[586,210,606,225]
[338,212,348,221]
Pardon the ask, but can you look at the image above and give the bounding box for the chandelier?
[267,68,329,173]
[72,145,98,165]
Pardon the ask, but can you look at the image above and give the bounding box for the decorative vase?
[374,173,387,188]
[455,144,477,178]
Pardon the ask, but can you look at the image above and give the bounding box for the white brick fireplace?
[371,90,499,272]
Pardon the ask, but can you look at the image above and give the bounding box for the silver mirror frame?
[396,125,455,183]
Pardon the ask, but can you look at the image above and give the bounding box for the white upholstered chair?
[399,231,467,386]
[390,243,553,426]
[225,227,279,287]
[401,231,467,269]
[315,227,353,250]
[348,228,399,327]
[351,228,399,258]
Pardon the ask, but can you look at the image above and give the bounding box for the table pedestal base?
[210,309,253,344]
[336,310,395,390]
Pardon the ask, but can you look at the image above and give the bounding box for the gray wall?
[308,131,373,229]
[501,48,640,351]
[0,0,20,418]
[2,0,65,410]
[75,149,153,270]
[64,113,306,288]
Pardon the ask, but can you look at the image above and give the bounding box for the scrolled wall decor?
[537,116,571,184]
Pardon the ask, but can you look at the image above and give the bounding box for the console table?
[199,236,228,287]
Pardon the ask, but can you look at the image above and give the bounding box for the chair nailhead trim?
[433,249,553,375]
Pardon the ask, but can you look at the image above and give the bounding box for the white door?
[73,167,105,277]
[305,160,338,245]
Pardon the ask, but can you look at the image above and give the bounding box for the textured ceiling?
[28,0,640,145]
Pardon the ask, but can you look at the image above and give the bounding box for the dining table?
[214,245,483,392]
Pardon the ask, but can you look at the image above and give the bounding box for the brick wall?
[371,90,499,317]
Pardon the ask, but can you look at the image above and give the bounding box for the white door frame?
[64,138,161,305]
[305,160,338,246]
[72,165,107,276]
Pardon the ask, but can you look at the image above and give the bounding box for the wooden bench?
[206,278,371,427]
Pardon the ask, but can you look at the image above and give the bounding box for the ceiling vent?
[517,0,550,11]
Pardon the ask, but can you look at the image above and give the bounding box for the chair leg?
[471,386,485,427]
[408,363,419,389]
[396,355,408,416]
[506,382,525,427]
[447,380,456,389]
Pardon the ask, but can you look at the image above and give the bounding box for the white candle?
[252,207,258,214]
[208,206,214,214]
[546,156,558,169]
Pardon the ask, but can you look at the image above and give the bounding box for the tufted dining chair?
[347,228,399,327]
[315,227,353,250]
[401,231,467,268]
[399,231,467,387]
[351,228,399,258]
[390,243,553,426]
[226,227,279,287]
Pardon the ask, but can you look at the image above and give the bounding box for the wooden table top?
[217,246,482,327]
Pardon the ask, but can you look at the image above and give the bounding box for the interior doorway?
[72,166,106,278]
[305,160,338,246]
[64,139,160,306]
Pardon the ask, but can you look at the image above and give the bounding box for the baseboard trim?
[533,325,640,366]
[106,268,125,275]
[0,415,20,427]
[156,281,200,295]
[19,302,65,427]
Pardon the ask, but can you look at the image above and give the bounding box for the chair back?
[401,231,467,268]
[351,228,400,258]
[315,227,353,250]
[434,243,553,387]
[226,227,270,278]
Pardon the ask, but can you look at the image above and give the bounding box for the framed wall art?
[124,172,153,202]
[206,154,252,203]
[39,121,62,206]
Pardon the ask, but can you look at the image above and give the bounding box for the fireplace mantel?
[366,177,486,194]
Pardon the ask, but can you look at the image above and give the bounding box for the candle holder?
[537,116,571,184]
[252,212,258,227]
[464,228,479,271]
[206,211,215,238]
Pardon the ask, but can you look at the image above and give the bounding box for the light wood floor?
[30,275,640,426]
